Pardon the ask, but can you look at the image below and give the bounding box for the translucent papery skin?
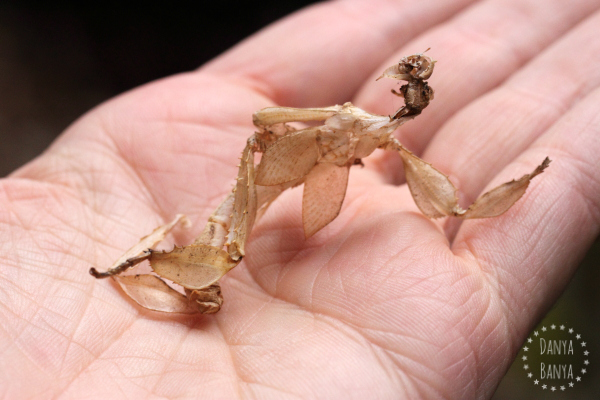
[90,53,549,314]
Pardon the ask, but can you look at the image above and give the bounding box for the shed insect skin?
[90,52,550,314]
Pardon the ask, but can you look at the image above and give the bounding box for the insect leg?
[385,138,549,218]
[89,214,190,278]
[253,105,342,127]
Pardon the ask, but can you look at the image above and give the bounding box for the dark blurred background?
[0,0,317,175]
[0,1,597,398]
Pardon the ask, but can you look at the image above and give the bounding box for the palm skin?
[2,0,600,398]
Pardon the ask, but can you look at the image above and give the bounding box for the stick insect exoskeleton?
[90,53,550,314]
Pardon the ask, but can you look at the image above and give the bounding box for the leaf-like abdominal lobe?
[114,274,198,314]
[303,163,350,237]
[255,128,320,186]
[150,244,238,290]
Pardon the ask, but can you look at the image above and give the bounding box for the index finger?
[201,0,476,107]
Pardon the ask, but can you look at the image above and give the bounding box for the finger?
[452,86,600,345]
[422,10,600,233]
[355,0,599,181]
[202,0,477,107]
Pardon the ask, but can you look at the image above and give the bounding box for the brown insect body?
[90,53,550,314]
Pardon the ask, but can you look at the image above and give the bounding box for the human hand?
[2,0,600,398]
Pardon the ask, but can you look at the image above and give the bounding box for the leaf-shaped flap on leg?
[90,214,190,278]
[150,244,239,290]
[398,147,459,218]
[114,274,198,314]
[255,128,320,186]
[461,158,550,219]
[302,162,350,238]
[228,144,257,260]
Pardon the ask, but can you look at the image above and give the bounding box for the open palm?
[2,0,600,398]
